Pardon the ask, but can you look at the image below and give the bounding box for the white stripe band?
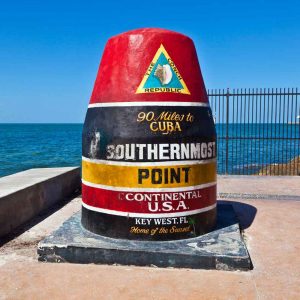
[82,156,216,166]
[82,179,216,192]
[88,102,210,108]
[82,202,216,218]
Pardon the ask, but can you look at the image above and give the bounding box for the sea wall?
[0,167,81,239]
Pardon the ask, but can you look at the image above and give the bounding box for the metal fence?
[208,88,300,175]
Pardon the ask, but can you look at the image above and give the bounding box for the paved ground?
[1,176,300,300]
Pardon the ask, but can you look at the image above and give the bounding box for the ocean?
[215,123,300,174]
[0,124,82,177]
[0,123,299,177]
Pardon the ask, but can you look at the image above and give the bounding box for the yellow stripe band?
[82,160,216,188]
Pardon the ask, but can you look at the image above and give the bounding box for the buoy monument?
[81,28,217,240]
[39,28,251,270]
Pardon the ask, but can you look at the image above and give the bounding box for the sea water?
[0,124,82,177]
[0,123,299,177]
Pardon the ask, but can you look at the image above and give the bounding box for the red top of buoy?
[90,28,208,104]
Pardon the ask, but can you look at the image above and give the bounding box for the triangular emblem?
[136,44,190,95]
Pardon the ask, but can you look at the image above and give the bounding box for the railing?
[208,88,300,175]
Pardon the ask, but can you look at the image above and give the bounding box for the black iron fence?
[208,88,300,175]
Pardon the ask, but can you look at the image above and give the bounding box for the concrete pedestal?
[37,203,251,271]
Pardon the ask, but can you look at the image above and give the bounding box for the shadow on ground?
[218,200,257,230]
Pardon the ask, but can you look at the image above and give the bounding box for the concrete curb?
[218,192,300,201]
[0,167,81,239]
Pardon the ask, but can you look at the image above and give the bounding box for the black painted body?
[82,105,217,240]
[82,106,216,160]
[82,206,217,241]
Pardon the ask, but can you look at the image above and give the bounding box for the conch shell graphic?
[154,64,173,85]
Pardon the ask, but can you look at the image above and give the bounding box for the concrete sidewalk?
[0,175,300,299]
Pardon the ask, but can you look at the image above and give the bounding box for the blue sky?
[0,0,299,123]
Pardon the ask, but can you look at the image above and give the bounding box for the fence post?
[225,88,230,174]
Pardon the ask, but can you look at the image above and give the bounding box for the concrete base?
[0,167,81,239]
[38,204,251,271]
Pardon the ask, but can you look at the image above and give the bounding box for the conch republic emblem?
[82,28,217,241]
[136,44,190,94]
